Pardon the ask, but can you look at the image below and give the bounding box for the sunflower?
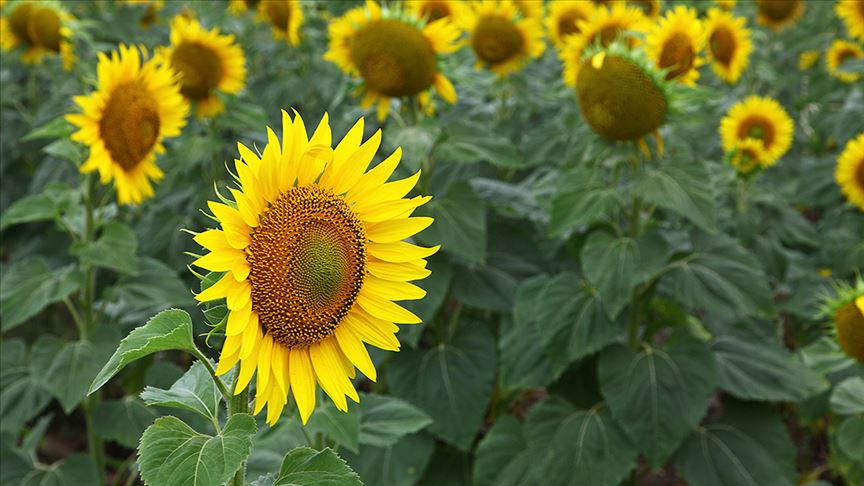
[511,0,544,19]
[720,96,794,165]
[123,0,163,28]
[820,278,864,363]
[160,15,247,118]
[836,133,864,211]
[546,0,595,50]
[561,3,649,86]
[463,0,546,76]
[826,39,864,83]
[728,138,770,174]
[66,45,188,205]
[798,49,819,70]
[836,0,864,42]
[645,6,704,86]
[325,1,459,121]
[228,0,260,15]
[405,0,467,22]
[0,1,74,69]
[715,0,736,10]
[755,0,803,30]
[627,0,661,19]
[703,7,752,84]
[261,0,303,45]
[191,110,437,425]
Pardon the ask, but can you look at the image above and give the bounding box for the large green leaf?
[388,324,496,450]
[632,155,716,232]
[104,257,194,326]
[581,230,669,318]
[341,432,434,486]
[274,447,362,486]
[138,414,257,486]
[473,416,533,486]
[0,183,78,230]
[436,123,524,168]
[306,399,360,454]
[549,167,619,237]
[41,326,119,413]
[417,181,486,264]
[598,331,717,467]
[0,450,99,486]
[0,257,80,332]
[712,334,828,402]
[141,360,225,422]
[92,397,158,449]
[831,377,864,415]
[499,314,555,390]
[90,308,197,393]
[357,393,432,448]
[71,221,139,275]
[0,339,53,432]
[837,416,864,462]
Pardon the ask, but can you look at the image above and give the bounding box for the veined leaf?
[549,167,618,237]
[275,447,361,486]
[357,393,432,448]
[41,326,120,413]
[141,360,225,422]
[0,257,80,332]
[71,221,139,275]
[93,397,158,449]
[632,156,716,232]
[417,181,486,264]
[341,432,434,486]
[831,377,864,415]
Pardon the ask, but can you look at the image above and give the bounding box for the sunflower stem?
[84,394,106,485]
[191,347,232,403]
[227,371,249,486]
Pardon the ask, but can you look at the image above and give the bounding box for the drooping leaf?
[41,326,120,413]
[356,393,432,448]
[71,221,139,275]
[632,156,716,232]
[549,167,619,237]
[473,415,534,486]
[417,181,486,264]
[0,257,80,332]
[0,183,78,230]
[0,339,52,432]
[499,314,555,390]
[341,432,435,486]
[141,360,225,422]
[1,452,99,486]
[92,397,159,449]
[437,124,524,168]
[274,447,362,486]
[831,377,864,415]
[306,399,360,454]
[104,257,194,326]
[837,416,864,462]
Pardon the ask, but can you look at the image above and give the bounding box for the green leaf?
[141,360,224,422]
[499,314,555,390]
[632,155,716,232]
[138,414,257,486]
[712,334,828,402]
[357,394,432,448]
[598,331,717,468]
[837,416,864,462]
[71,221,139,275]
[549,167,618,237]
[388,324,496,450]
[44,138,85,163]
[90,308,197,393]
[104,257,195,325]
[341,432,434,486]
[275,447,362,486]
[2,453,99,486]
[92,397,158,449]
[832,377,864,415]
[0,183,78,230]
[22,116,75,141]
[0,339,52,432]
[417,181,486,264]
[306,399,360,454]
[0,257,80,332]
[581,231,669,318]
[41,326,120,413]
[474,416,534,486]
[437,125,524,168]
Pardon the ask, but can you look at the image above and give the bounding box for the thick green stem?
[84,394,105,484]
[227,373,249,486]
[191,348,232,403]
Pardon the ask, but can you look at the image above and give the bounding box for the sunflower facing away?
[261,0,303,45]
[820,277,864,363]
[0,0,74,69]
[192,110,437,425]
[161,15,247,118]
[703,7,752,84]
[66,45,188,205]
[546,0,595,50]
[826,39,863,83]
[645,6,704,86]
[463,0,546,76]
[325,1,459,121]
[720,96,793,165]
[755,0,803,30]
[406,0,467,22]
[728,138,769,175]
[836,0,864,42]
[836,133,864,211]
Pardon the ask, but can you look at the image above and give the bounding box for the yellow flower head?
[715,0,736,10]
[160,15,247,118]
[645,6,704,86]
[627,0,661,19]
[561,2,649,86]
[820,277,864,363]
[228,0,260,15]
[66,45,188,205]
[405,0,468,22]
[261,0,303,45]
[798,49,819,70]
[720,96,794,165]
[463,0,546,76]
[325,1,460,121]
[836,132,864,211]
[511,0,544,19]
[123,0,164,28]
[192,110,438,425]
[703,7,752,84]
[728,138,770,175]
[836,0,864,42]
[756,0,803,30]
[826,39,864,83]
[0,1,74,69]
[546,0,595,50]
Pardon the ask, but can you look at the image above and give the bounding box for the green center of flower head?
[659,32,695,80]
[171,42,223,100]
[247,186,367,348]
[28,7,62,52]
[472,16,524,65]
[576,54,667,141]
[349,19,437,98]
[709,27,736,66]
[757,0,801,22]
[264,0,292,32]
[9,3,35,45]
[835,299,864,363]
[100,81,161,172]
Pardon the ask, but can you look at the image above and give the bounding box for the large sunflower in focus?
[836,0,864,42]
[0,1,74,69]
[261,0,303,45]
[703,8,751,84]
[645,6,704,86]
[546,0,594,50]
[66,45,188,205]
[836,133,864,211]
[192,110,437,425]
[720,96,793,165]
[826,39,863,83]
[161,15,247,118]
[755,0,803,30]
[463,0,545,76]
[326,1,459,121]
[406,0,467,22]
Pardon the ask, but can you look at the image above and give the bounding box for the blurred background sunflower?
[405,0,467,22]
[835,133,864,211]
[720,95,794,165]
[0,0,74,69]
[545,0,594,50]
[645,5,704,86]
[825,39,863,83]
[703,7,751,84]
[463,0,545,76]
[756,0,804,30]
[836,0,864,42]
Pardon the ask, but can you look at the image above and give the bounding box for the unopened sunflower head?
[65,44,189,205]
[645,5,705,86]
[836,0,864,43]
[160,14,247,118]
[463,0,545,77]
[826,39,864,83]
[703,7,752,84]
[0,0,75,69]
[546,0,595,50]
[325,0,460,121]
[819,276,864,363]
[719,95,794,166]
[190,110,438,425]
[755,0,803,31]
[836,132,864,212]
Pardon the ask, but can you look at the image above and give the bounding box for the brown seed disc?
[170,42,223,100]
[836,300,864,363]
[472,16,524,65]
[99,81,161,172]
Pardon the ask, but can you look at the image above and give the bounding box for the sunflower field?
[1,0,863,485]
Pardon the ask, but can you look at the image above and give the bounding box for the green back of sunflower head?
[819,276,864,363]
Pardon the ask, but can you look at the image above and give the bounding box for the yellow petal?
[239,320,261,359]
[195,272,232,303]
[226,302,252,336]
[363,276,427,301]
[359,196,431,223]
[333,129,381,195]
[346,311,401,351]
[347,147,402,200]
[366,217,434,243]
[309,340,350,412]
[193,229,232,251]
[208,201,251,249]
[352,170,422,212]
[367,259,431,281]
[367,241,440,263]
[271,345,289,396]
[334,324,377,382]
[256,334,274,396]
[225,278,251,311]
[357,292,421,324]
[289,348,317,424]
